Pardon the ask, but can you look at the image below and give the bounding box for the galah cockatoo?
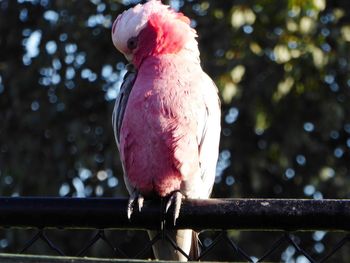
[111,0,221,260]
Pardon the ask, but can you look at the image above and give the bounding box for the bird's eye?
[127,37,138,51]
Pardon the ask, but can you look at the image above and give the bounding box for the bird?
[111,0,221,260]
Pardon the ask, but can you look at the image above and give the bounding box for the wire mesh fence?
[0,197,349,262]
[1,228,350,262]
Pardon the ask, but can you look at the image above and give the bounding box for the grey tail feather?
[189,230,200,260]
[148,229,198,261]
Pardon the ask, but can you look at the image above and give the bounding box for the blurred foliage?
[1,0,350,261]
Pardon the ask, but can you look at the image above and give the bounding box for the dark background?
[0,0,350,261]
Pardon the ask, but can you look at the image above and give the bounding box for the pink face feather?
[111,0,198,67]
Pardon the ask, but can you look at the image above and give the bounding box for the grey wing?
[112,65,137,146]
[112,66,137,195]
[196,76,221,198]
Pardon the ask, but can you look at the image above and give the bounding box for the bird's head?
[111,0,199,68]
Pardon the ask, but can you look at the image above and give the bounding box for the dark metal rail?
[0,197,349,231]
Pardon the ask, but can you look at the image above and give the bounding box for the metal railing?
[0,197,349,262]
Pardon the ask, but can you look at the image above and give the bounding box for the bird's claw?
[165,191,183,226]
[127,191,144,220]
[138,195,144,212]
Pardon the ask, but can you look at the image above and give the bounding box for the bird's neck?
[133,13,200,68]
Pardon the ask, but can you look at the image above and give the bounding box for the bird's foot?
[127,191,144,220]
[165,191,183,226]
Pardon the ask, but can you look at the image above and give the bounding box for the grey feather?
[112,64,137,195]
[112,64,137,145]
[197,78,221,198]
[148,229,198,261]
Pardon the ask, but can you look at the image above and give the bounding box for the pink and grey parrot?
[111,0,221,260]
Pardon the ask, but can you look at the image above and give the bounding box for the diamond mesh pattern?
[13,229,350,262]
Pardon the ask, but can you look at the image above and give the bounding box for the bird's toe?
[137,195,144,212]
[165,191,183,226]
[127,191,144,220]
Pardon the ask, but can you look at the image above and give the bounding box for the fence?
[0,197,349,262]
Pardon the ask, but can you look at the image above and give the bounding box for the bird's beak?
[125,54,133,62]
